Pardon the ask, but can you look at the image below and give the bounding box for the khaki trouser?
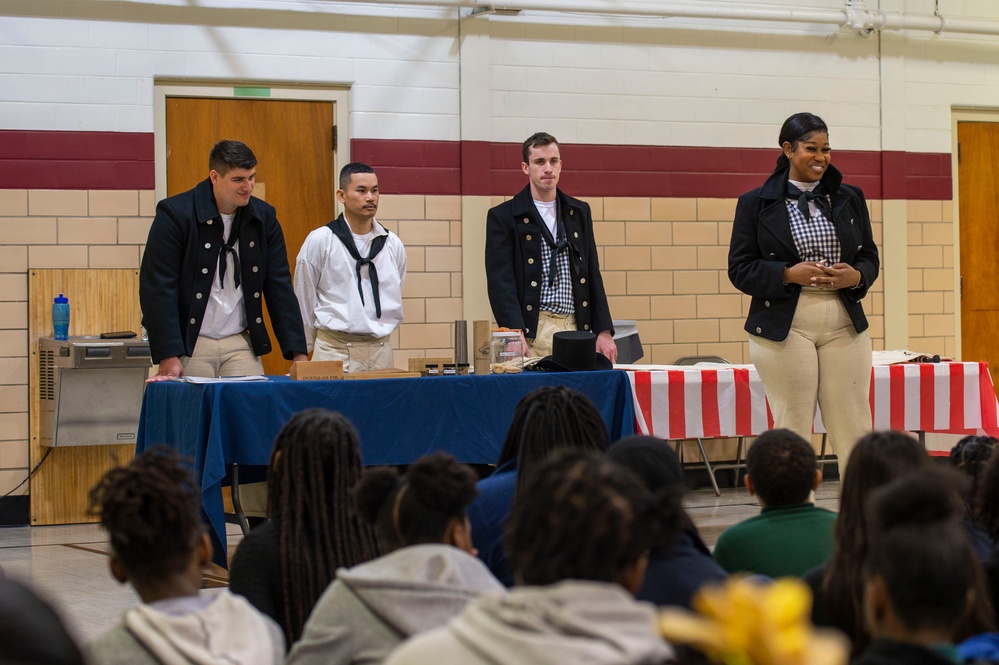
[315,329,394,373]
[180,332,264,378]
[528,311,577,359]
[748,289,872,478]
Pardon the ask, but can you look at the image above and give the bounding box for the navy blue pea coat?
[728,165,879,342]
[139,178,307,364]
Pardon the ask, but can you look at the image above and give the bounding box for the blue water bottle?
[53,293,69,341]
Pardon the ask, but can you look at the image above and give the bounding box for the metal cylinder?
[454,320,468,364]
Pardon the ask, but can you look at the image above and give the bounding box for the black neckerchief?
[786,181,832,219]
[326,215,388,318]
[536,203,569,287]
[218,214,241,289]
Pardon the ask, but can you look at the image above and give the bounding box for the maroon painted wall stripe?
[353,139,952,200]
[0,130,154,189]
[0,130,951,199]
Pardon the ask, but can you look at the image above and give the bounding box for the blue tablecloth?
[137,371,636,564]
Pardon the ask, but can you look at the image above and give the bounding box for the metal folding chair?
[229,463,251,536]
[817,432,836,467]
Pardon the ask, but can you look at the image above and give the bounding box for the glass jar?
[490,332,524,374]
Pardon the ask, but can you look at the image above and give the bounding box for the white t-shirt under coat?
[201,212,247,339]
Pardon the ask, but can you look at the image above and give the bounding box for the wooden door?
[165,98,336,375]
[958,122,999,388]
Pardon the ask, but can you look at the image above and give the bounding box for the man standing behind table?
[295,163,407,373]
[485,132,617,362]
[140,140,308,381]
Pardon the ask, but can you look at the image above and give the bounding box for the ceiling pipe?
[325,0,999,38]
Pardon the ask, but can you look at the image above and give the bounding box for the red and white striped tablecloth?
[627,361,999,441]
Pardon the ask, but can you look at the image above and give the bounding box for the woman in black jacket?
[728,112,879,476]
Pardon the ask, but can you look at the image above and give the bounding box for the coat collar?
[756,163,856,262]
[510,185,583,219]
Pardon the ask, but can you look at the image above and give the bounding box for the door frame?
[153,80,351,209]
[952,108,999,361]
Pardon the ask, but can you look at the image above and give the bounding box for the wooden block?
[343,368,422,380]
[290,360,343,381]
[473,320,491,376]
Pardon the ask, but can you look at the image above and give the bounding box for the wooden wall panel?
[28,269,142,525]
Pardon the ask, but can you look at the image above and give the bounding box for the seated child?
[286,452,503,665]
[713,428,835,578]
[804,430,928,656]
[229,408,380,645]
[466,385,609,587]
[607,434,727,608]
[384,451,680,665]
[950,435,997,559]
[854,469,980,665]
[86,446,285,665]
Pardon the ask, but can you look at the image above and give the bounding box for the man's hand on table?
[147,356,183,383]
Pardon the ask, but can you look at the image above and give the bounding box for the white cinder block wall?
[2,0,999,504]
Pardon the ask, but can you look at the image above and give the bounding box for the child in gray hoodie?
[287,452,503,665]
[385,451,679,665]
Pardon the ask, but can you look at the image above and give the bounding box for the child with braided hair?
[466,384,610,586]
[954,435,999,559]
[385,451,681,665]
[85,446,284,665]
[287,452,502,665]
[229,408,381,645]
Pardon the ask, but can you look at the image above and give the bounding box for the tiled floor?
[0,480,841,646]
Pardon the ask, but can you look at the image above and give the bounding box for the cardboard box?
[408,356,453,375]
[473,320,491,376]
[344,368,422,380]
[290,360,344,381]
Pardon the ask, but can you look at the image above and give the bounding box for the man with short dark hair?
[485,132,616,362]
[294,162,407,373]
[712,428,836,578]
[140,140,307,380]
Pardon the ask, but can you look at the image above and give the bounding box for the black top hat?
[529,331,614,372]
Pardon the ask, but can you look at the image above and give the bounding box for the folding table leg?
[230,463,251,536]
